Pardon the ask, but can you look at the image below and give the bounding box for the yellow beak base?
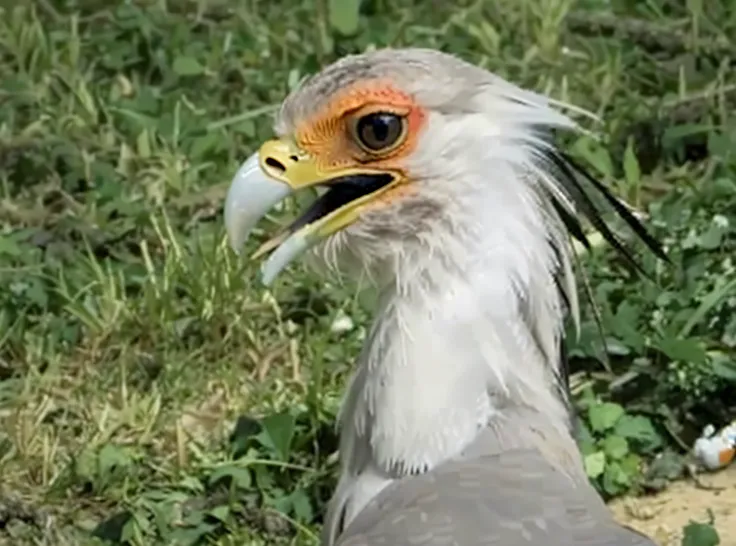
[224,139,403,284]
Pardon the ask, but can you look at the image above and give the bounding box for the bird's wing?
[336,447,655,546]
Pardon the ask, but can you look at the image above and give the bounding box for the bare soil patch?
[610,466,736,545]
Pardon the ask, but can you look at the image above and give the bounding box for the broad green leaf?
[708,130,734,161]
[209,505,230,522]
[571,136,613,178]
[681,521,720,546]
[230,415,262,457]
[172,55,204,76]
[620,452,643,476]
[290,489,315,522]
[614,415,662,452]
[254,465,275,491]
[0,235,22,256]
[120,516,139,543]
[710,352,736,380]
[148,502,176,540]
[170,523,217,545]
[584,451,606,478]
[182,508,205,526]
[602,461,631,495]
[329,0,360,36]
[609,301,645,352]
[575,418,597,455]
[209,465,252,489]
[22,278,49,308]
[188,133,221,161]
[73,447,99,482]
[697,219,729,250]
[602,435,629,460]
[98,444,132,478]
[679,278,736,338]
[258,411,296,461]
[603,337,631,356]
[588,402,624,433]
[656,337,707,364]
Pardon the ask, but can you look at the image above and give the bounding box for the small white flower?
[713,214,729,228]
[330,309,355,333]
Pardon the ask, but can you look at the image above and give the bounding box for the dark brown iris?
[354,112,405,152]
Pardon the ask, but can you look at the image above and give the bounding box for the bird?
[224,48,667,545]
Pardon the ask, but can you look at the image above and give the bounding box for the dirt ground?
[610,465,736,545]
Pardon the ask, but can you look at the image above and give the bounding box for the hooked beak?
[224,139,402,285]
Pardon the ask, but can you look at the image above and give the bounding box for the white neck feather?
[321,95,591,544]
[324,166,586,544]
[341,174,573,461]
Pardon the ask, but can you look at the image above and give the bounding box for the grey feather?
[338,447,655,546]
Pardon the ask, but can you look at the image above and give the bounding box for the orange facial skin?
[293,80,427,173]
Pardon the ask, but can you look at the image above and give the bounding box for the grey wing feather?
[336,448,655,546]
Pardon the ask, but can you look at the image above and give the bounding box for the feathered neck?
[321,147,593,546]
[337,156,582,470]
[328,104,663,485]
[322,157,596,546]
[320,92,665,546]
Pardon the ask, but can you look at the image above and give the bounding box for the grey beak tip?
[227,236,244,256]
[259,268,276,287]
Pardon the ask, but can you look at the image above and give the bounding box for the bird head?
[225,48,664,290]
[226,49,586,286]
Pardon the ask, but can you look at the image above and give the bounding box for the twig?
[661,419,692,452]
[565,12,735,59]
[179,489,293,536]
[660,84,736,124]
[685,461,728,491]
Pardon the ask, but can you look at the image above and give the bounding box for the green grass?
[1,0,735,545]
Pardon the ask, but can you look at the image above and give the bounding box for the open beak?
[224,138,402,285]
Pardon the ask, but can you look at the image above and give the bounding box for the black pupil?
[358,113,400,150]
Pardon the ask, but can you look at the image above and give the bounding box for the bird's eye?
[353,112,407,153]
